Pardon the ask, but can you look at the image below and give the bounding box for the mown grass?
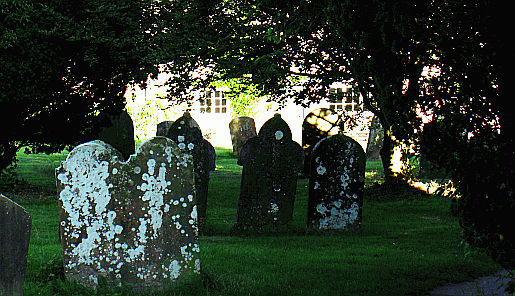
[4,145,506,296]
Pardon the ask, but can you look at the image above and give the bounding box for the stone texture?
[307,134,365,231]
[234,114,304,234]
[229,116,257,155]
[166,112,215,230]
[56,137,199,291]
[365,116,383,161]
[98,110,135,161]
[156,121,174,137]
[302,108,344,176]
[0,194,32,296]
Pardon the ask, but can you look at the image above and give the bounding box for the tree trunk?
[379,124,406,184]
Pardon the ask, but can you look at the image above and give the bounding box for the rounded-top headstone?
[229,116,257,155]
[166,111,215,231]
[234,114,303,234]
[167,112,202,144]
[258,113,293,142]
[307,134,365,232]
[302,108,344,176]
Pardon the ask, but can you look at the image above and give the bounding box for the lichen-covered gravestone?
[234,114,304,234]
[166,112,215,230]
[97,110,135,161]
[56,137,200,291]
[302,108,344,177]
[307,134,365,232]
[229,116,257,155]
[156,121,175,137]
[0,194,32,296]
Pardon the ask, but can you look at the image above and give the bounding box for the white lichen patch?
[188,143,195,150]
[269,203,279,214]
[314,181,320,189]
[317,165,326,175]
[315,200,360,230]
[57,143,117,265]
[275,130,284,140]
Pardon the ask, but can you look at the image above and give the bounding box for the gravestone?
[234,114,304,234]
[166,112,215,230]
[365,116,383,161]
[229,116,257,155]
[0,194,32,296]
[98,110,135,161]
[56,137,200,291]
[302,108,344,176]
[307,134,365,232]
[156,121,174,137]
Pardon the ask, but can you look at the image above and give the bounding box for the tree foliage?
[0,0,159,173]
[158,0,514,270]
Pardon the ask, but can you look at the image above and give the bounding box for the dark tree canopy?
[1,0,512,271]
[158,0,513,270]
[0,0,159,172]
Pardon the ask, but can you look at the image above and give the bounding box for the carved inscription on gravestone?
[229,116,257,155]
[56,137,199,291]
[0,194,32,296]
[234,114,303,234]
[302,109,344,176]
[166,112,215,230]
[307,134,365,231]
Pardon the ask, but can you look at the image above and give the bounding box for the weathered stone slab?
[0,194,32,296]
[365,116,383,161]
[302,108,344,176]
[229,116,257,155]
[166,112,215,230]
[234,114,304,234]
[156,121,174,137]
[56,137,199,291]
[307,134,365,232]
[98,110,135,161]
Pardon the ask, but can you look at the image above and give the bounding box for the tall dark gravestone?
[229,116,257,155]
[166,112,215,230]
[234,114,304,234]
[0,194,32,296]
[98,110,135,161]
[307,134,365,232]
[156,121,174,137]
[56,138,200,291]
[302,108,344,176]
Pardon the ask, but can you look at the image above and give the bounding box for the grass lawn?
[2,145,505,296]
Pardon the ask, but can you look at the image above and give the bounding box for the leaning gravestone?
[307,134,365,232]
[0,194,32,296]
[234,114,304,234]
[56,137,200,291]
[156,121,174,137]
[229,116,257,155]
[302,108,344,176]
[98,110,135,161]
[166,112,215,230]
